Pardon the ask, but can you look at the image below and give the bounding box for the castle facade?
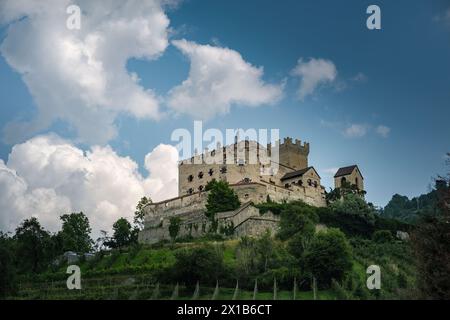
[138,137,364,244]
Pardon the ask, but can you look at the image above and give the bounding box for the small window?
[198,185,204,192]
[299,180,303,186]
[187,175,194,182]
[198,171,204,179]
[220,166,227,174]
[187,188,194,194]
[285,183,291,188]
[313,181,318,188]
[208,168,214,176]
[307,179,312,186]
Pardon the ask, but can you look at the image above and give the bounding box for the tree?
[0,232,16,298]
[205,180,240,228]
[412,166,450,299]
[108,218,138,249]
[134,196,152,230]
[169,217,181,242]
[372,230,393,243]
[173,246,224,288]
[304,228,353,288]
[278,201,318,240]
[14,217,52,273]
[58,212,93,253]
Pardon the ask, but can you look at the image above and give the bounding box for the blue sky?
[0,0,449,224]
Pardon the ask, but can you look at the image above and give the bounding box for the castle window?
[187,175,194,182]
[187,188,194,195]
[243,177,251,183]
[244,193,249,198]
[313,181,318,188]
[298,180,303,186]
[341,177,347,185]
[198,185,204,192]
[307,179,312,186]
[198,172,204,179]
[220,166,227,174]
[355,177,359,187]
[285,183,291,189]
[211,150,216,156]
[208,168,214,176]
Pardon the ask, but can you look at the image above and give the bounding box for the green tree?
[0,232,16,298]
[372,230,393,243]
[58,212,93,253]
[304,228,353,288]
[14,217,52,273]
[278,201,318,240]
[134,196,152,230]
[108,218,138,249]
[169,217,181,242]
[173,246,224,288]
[205,180,240,222]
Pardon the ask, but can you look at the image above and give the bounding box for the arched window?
[341,177,347,185]
[298,180,303,186]
[198,171,204,179]
[188,188,194,194]
[307,179,312,186]
[220,166,227,174]
[208,168,214,176]
[187,175,194,182]
[285,183,291,189]
[198,185,204,192]
[355,177,359,187]
[313,181,318,188]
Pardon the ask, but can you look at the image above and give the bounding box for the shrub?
[372,230,393,243]
[304,228,353,288]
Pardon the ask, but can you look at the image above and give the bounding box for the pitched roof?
[281,166,320,181]
[334,165,362,178]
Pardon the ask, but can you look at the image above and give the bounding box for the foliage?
[205,180,240,220]
[304,228,353,288]
[58,212,93,253]
[134,196,152,230]
[277,201,318,240]
[0,232,16,297]
[107,218,138,249]
[168,217,181,242]
[172,246,225,287]
[372,230,393,243]
[329,194,376,224]
[13,217,54,273]
[326,180,366,203]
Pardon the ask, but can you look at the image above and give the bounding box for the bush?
[304,228,353,288]
[278,201,318,240]
[372,230,393,243]
[172,245,225,288]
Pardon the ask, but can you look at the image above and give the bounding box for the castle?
[138,137,364,244]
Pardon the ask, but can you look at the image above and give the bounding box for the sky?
[0,0,449,235]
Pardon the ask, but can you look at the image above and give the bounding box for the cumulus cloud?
[0,0,172,144]
[0,134,178,236]
[376,125,391,138]
[291,57,337,100]
[343,124,369,138]
[167,39,284,119]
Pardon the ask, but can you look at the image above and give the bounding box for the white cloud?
[0,134,178,236]
[343,124,369,138]
[322,167,339,176]
[291,57,337,100]
[0,0,172,144]
[376,125,391,138]
[167,39,284,119]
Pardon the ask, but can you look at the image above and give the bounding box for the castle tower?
[278,137,309,169]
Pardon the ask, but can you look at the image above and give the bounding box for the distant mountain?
[381,184,444,223]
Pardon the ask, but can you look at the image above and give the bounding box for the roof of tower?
[280,166,320,181]
[334,165,363,178]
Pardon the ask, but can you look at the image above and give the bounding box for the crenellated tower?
[278,137,309,169]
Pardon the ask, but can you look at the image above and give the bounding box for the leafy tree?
[205,180,240,220]
[58,212,93,253]
[372,230,393,243]
[107,218,138,249]
[134,196,152,230]
[304,228,353,288]
[330,194,376,222]
[14,217,53,273]
[173,246,224,287]
[168,217,181,242]
[0,232,16,297]
[411,174,450,299]
[278,201,318,240]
